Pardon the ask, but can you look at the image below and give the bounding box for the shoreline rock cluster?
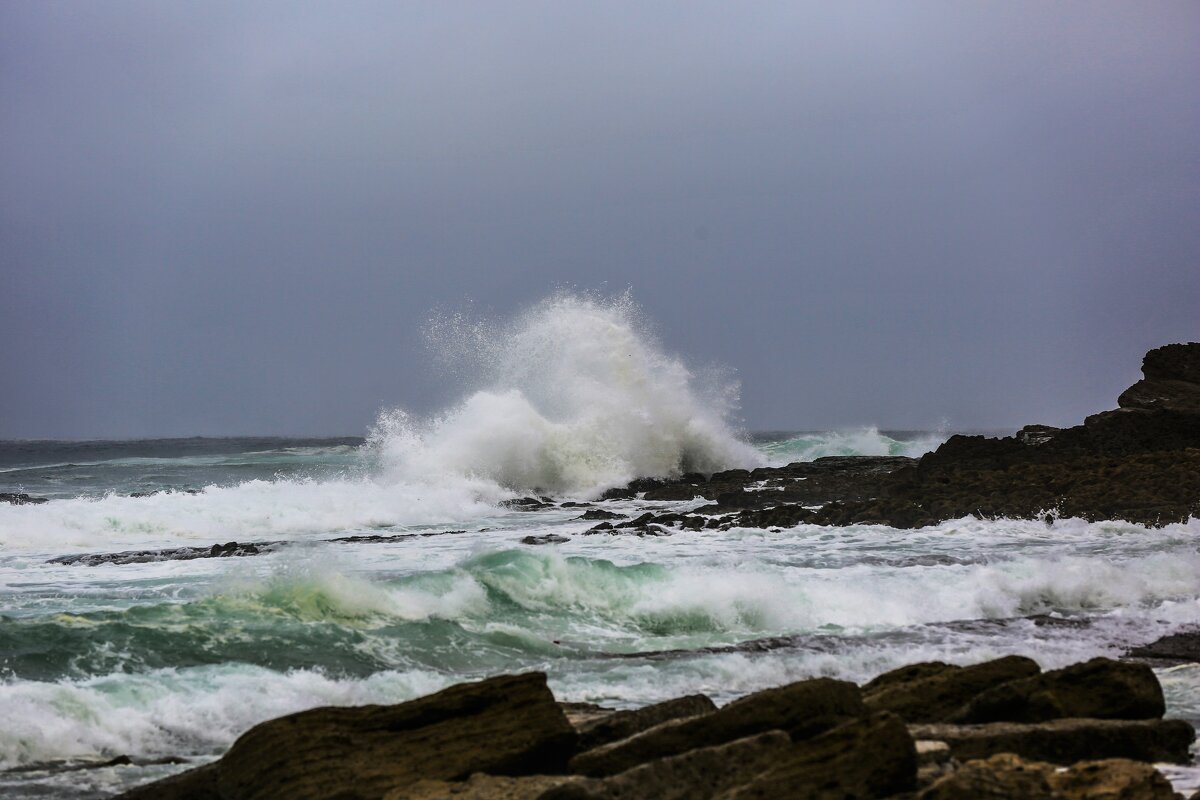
[588,342,1200,532]
[117,655,1195,799]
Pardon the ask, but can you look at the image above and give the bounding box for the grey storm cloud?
[1,1,1197,438]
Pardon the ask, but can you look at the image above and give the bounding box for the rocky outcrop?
[0,492,48,505]
[863,655,1041,722]
[568,677,862,776]
[910,718,1195,765]
[953,658,1165,723]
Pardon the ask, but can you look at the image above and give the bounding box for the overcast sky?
[2,1,1197,438]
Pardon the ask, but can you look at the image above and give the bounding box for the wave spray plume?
[370,293,762,496]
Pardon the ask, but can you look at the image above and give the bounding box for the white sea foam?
[760,426,949,464]
[0,477,504,553]
[0,665,449,768]
[368,293,762,496]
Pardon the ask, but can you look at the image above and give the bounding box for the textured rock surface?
[716,713,917,800]
[384,774,580,800]
[115,762,221,800]
[574,694,716,751]
[919,753,1179,799]
[954,658,1165,723]
[569,677,862,776]
[543,731,792,800]
[864,655,1041,722]
[910,718,1195,765]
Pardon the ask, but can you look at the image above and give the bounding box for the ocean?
[2,297,1198,797]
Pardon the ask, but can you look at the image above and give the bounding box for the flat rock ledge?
[116,655,1196,800]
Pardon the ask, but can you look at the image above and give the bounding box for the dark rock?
[575,694,717,751]
[1016,425,1061,446]
[909,718,1195,765]
[864,655,1041,723]
[1127,630,1200,663]
[500,497,555,511]
[178,672,577,800]
[521,534,570,545]
[953,657,1164,723]
[543,731,792,800]
[50,540,282,566]
[716,712,917,800]
[642,485,703,501]
[115,762,221,800]
[569,677,862,777]
[0,492,48,505]
[577,509,626,521]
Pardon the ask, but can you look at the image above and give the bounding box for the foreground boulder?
[568,677,862,776]
[120,673,576,800]
[920,753,1179,799]
[953,657,1165,723]
[910,718,1195,765]
[863,655,1040,722]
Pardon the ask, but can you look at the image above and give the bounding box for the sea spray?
[368,293,762,496]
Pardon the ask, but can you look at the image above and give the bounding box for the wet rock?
[500,497,555,511]
[716,712,917,800]
[569,677,861,777]
[575,694,717,751]
[0,492,48,505]
[1128,631,1200,663]
[953,657,1164,723]
[864,655,1041,722]
[919,753,1179,799]
[50,541,282,566]
[521,534,570,545]
[576,509,626,521]
[642,485,703,501]
[909,718,1195,765]
[189,672,576,800]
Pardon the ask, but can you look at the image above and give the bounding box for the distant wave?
[758,427,947,465]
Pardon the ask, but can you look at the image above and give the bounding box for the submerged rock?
[0,492,48,505]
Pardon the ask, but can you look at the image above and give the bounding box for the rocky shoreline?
[117,654,1196,799]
